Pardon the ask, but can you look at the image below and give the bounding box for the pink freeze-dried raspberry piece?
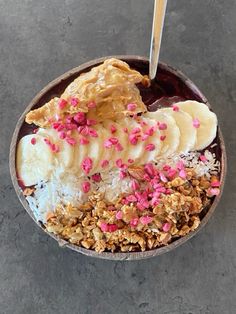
[81,157,93,174]
[140,216,153,225]
[58,98,67,110]
[82,181,91,193]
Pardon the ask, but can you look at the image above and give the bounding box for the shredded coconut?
[26,150,220,223]
[27,168,132,222]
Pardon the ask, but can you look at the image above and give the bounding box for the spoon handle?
[149,0,168,80]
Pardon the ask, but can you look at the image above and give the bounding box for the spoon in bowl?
[149,0,168,80]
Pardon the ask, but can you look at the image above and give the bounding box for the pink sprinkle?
[80,137,89,145]
[81,157,93,174]
[123,127,128,133]
[58,98,67,110]
[167,168,177,178]
[193,118,200,128]
[139,199,149,209]
[130,218,139,227]
[208,188,220,196]
[144,163,155,177]
[159,172,168,183]
[131,127,141,134]
[143,174,151,182]
[172,104,179,112]
[110,125,117,134]
[116,211,123,220]
[108,224,118,232]
[66,137,77,146]
[150,197,160,206]
[162,222,171,232]
[129,134,138,145]
[200,155,207,162]
[119,170,127,179]
[130,180,140,191]
[91,173,102,182]
[51,144,60,153]
[66,116,73,124]
[79,126,90,136]
[59,131,66,139]
[101,159,109,168]
[70,97,79,107]
[163,165,171,171]
[137,202,145,211]
[141,134,149,141]
[115,143,123,152]
[31,137,36,145]
[158,122,167,130]
[126,195,137,203]
[179,169,187,179]
[52,122,61,130]
[121,198,129,205]
[176,161,184,170]
[211,180,220,187]
[87,101,96,109]
[140,216,153,225]
[127,103,137,111]
[156,186,166,194]
[88,128,98,138]
[82,181,91,193]
[57,124,64,132]
[109,137,119,145]
[100,222,109,232]
[145,143,155,151]
[144,126,155,136]
[128,158,134,164]
[74,112,86,124]
[65,123,77,130]
[116,159,123,168]
[160,135,166,141]
[86,119,97,126]
[104,139,113,148]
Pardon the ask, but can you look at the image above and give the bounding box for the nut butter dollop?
[25,58,149,127]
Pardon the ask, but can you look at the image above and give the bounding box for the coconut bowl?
[9,56,227,260]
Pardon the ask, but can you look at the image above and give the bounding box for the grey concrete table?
[0,1,235,313]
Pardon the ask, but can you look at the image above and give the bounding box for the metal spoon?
[149,0,168,80]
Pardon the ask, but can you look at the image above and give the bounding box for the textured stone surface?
[0,0,235,313]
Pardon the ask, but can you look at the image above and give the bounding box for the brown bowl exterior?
[9,56,227,260]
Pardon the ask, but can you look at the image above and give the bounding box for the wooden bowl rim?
[9,55,227,260]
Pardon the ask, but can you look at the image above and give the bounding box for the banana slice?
[159,108,197,153]
[103,120,129,164]
[17,134,53,186]
[121,118,146,164]
[92,125,114,173]
[144,111,180,157]
[177,100,217,150]
[138,117,162,164]
[85,124,108,174]
[37,128,74,168]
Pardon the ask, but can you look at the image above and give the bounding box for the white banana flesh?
[158,108,197,153]
[176,100,217,150]
[17,100,218,186]
[17,134,53,186]
[144,111,180,157]
[37,128,74,168]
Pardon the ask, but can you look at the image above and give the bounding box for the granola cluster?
[44,168,220,253]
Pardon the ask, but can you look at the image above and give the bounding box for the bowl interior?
[10,56,226,260]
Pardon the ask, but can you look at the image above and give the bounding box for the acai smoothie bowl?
[10,56,226,260]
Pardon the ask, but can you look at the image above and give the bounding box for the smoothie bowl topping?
[16,58,221,253]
